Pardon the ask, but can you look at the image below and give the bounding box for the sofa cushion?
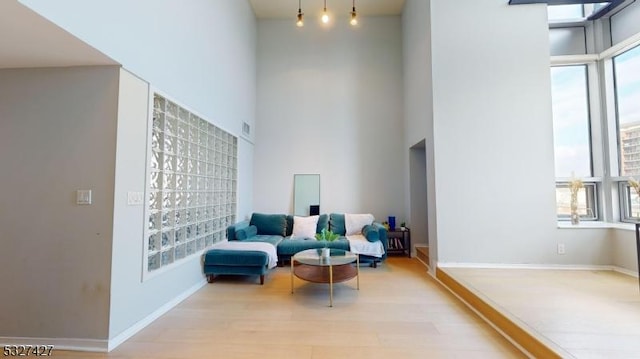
[250,213,287,236]
[316,214,329,233]
[235,225,258,240]
[292,215,319,238]
[362,224,379,242]
[227,220,250,241]
[329,213,346,235]
[278,237,349,256]
[242,235,284,247]
[345,213,375,235]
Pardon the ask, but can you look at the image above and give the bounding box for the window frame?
[550,59,603,221]
[549,64,595,178]
[556,181,599,221]
[618,180,640,222]
[609,44,640,222]
[550,11,640,224]
[142,89,238,281]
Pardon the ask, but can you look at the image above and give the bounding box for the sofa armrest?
[227,220,250,241]
[372,222,388,258]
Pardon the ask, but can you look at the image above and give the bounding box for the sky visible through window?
[547,5,583,21]
[615,46,640,127]
[615,45,640,177]
[548,3,611,21]
[550,66,592,178]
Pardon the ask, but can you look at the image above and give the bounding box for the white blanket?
[344,213,375,236]
[346,234,385,258]
[211,240,278,269]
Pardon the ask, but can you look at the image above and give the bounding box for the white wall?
[254,17,404,220]
[428,0,610,265]
[610,229,639,273]
[611,0,640,45]
[20,0,257,237]
[0,66,119,341]
[11,0,257,346]
[402,0,437,268]
[19,0,257,140]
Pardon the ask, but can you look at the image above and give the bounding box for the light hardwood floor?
[53,257,526,358]
[444,267,640,359]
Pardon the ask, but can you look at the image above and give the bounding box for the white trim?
[600,30,640,59]
[107,279,206,351]
[550,54,598,65]
[0,337,108,353]
[556,220,636,230]
[437,262,638,278]
[612,265,639,277]
[439,262,610,270]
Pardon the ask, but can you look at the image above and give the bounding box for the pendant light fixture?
[321,0,329,23]
[296,0,304,27]
[350,0,358,26]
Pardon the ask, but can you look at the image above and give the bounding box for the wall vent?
[242,122,251,136]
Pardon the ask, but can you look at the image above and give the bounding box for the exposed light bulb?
[350,9,357,26]
[296,0,304,27]
[322,11,329,24]
[297,12,304,27]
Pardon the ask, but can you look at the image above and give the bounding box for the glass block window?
[145,93,237,274]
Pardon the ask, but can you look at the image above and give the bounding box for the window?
[547,3,618,23]
[145,93,237,275]
[614,45,640,222]
[548,5,583,21]
[614,45,640,177]
[556,182,598,220]
[550,65,592,178]
[619,182,640,221]
[550,65,597,220]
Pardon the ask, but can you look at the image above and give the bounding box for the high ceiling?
[0,1,115,69]
[0,0,406,70]
[249,0,406,19]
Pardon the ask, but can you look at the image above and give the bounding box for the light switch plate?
[127,191,144,206]
[77,190,92,205]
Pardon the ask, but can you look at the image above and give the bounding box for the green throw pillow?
[250,213,287,236]
[362,224,379,242]
[235,225,258,240]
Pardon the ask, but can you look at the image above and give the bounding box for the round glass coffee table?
[291,248,359,307]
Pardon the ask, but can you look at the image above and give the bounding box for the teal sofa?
[226,213,388,267]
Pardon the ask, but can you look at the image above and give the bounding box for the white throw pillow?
[292,215,319,238]
[345,213,374,236]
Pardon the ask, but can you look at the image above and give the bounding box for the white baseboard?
[612,266,639,278]
[438,262,639,278]
[0,337,108,352]
[1,279,207,353]
[438,262,608,270]
[107,279,207,351]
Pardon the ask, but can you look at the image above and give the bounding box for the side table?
[387,228,411,257]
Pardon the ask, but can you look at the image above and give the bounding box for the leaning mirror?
[293,174,320,216]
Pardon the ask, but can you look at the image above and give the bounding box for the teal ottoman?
[203,249,270,285]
